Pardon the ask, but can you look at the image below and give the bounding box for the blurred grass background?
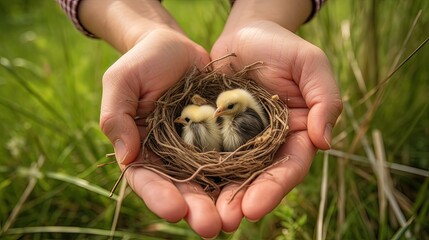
[0,0,428,239]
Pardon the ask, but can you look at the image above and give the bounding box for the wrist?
[224,0,312,33]
[78,0,183,53]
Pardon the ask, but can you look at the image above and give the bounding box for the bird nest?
[112,55,289,200]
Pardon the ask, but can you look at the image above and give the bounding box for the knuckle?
[102,66,119,85]
[99,112,116,138]
[332,97,344,114]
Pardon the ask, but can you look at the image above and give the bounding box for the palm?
[100,29,227,236]
[210,20,342,231]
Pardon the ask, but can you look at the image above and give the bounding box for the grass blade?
[0,57,66,122]
[372,130,387,239]
[393,101,429,154]
[45,172,118,200]
[109,178,128,239]
[317,152,329,240]
[344,102,412,238]
[1,156,44,234]
[4,226,163,239]
[326,149,429,177]
[391,216,415,240]
[389,10,422,73]
[0,98,63,133]
[358,34,429,105]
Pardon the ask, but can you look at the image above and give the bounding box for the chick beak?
[214,106,226,118]
[174,117,187,125]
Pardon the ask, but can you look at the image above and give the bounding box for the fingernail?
[246,218,260,223]
[202,234,218,240]
[114,139,128,164]
[223,230,237,234]
[323,123,332,149]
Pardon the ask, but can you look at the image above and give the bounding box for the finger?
[101,32,210,165]
[120,163,188,222]
[241,131,316,221]
[99,41,149,165]
[176,183,222,238]
[286,95,307,108]
[258,76,307,109]
[100,62,142,164]
[215,184,245,233]
[287,108,309,132]
[296,46,343,150]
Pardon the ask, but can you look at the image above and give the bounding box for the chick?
[214,88,268,152]
[174,104,222,152]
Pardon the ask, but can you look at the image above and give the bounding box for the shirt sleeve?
[56,0,97,38]
[57,0,327,38]
[307,0,326,22]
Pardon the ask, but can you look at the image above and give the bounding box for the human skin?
[78,0,342,238]
[210,0,343,232]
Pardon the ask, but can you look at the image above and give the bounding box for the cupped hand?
[100,29,222,238]
[211,20,343,232]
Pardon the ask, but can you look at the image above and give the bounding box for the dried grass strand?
[109,59,289,199]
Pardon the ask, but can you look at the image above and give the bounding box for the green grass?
[1,0,428,239]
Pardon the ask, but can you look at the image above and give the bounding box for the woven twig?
[135,59,289,198]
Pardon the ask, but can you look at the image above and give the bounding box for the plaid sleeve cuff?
[58,0,326,38]
[307,0,326,22]
[57,0,97,38]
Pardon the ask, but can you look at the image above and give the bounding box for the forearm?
[78,0,183,53]
[224,0,312,32]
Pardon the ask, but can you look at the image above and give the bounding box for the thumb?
[298,47,343,150]
[307,97,342,150]
[101,112,141,165]
[100,65,142,165]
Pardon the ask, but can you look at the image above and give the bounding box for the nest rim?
[141,62,289,197]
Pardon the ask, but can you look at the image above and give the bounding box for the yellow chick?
[214,88,268,152]
[175,104,222,152]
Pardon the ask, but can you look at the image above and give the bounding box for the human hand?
[100,28,234,238]
[78,0,341,237]
[76,0,229,237]
[210,19,342,232]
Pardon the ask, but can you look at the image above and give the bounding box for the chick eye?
[184,117,190,122]
[227,104,235,110]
